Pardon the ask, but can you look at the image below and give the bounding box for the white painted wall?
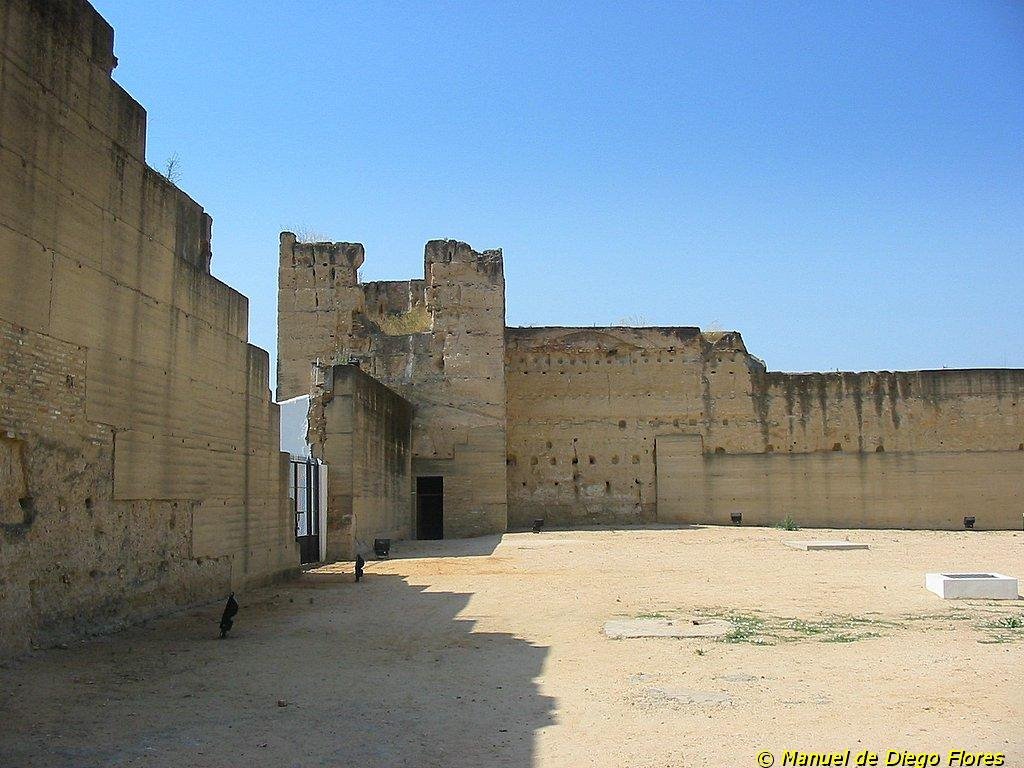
[279,395,312,459]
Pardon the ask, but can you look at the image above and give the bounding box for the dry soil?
[1,526,1022,768]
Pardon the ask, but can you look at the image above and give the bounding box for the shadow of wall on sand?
[0,571,554,768]
[375,533,506,560]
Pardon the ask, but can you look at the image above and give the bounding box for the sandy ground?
[1,526,1022,768]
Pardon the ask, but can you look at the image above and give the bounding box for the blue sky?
[93,0,1024,379]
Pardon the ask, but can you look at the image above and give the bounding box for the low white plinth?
[785,540,869,551]
[604,618,732,639]
[925,572,1019,600]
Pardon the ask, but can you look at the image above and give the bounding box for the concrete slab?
[718,673,759,683]
[603,617,732,639]
[648,687,732,705]
[925,572,1019,600]
[785,540,870,551]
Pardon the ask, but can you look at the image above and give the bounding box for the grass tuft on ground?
[692,609,901,645]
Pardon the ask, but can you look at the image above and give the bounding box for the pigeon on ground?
[219,592,238,638]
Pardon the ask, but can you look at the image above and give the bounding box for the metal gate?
[290,458,322,564]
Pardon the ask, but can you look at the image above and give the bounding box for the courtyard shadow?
[0,572,554,768]
[510,522,705,533]
[379,533,504,560]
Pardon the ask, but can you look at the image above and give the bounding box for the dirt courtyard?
[1,526,1022,768]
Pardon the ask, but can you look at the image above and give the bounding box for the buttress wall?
[0,0,296,658]
[278,235,507,538]
[308,364,413,561]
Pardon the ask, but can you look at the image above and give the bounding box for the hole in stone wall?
[85,497,93,509]
[588,456,595,464]
[571,457,578,465]
[549,457,557,465]
[714,446,726,454]
[832,443,842,451]
[618,420,626,429]
[1,438,30,527]
[604,481,611,493]
[875,445,885,453]
[611,455,619,464]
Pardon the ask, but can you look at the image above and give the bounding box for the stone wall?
[657,436,1023,529]
[505,326,719,528]
[506,327,1024,530]
[0,0,296,658]
[278,236,508,538]
[280,232,1023,536]
[308,364,412,560]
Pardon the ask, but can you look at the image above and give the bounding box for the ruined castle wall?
[362,279,427,319]
[309,364,412,560]
[279,237,507,540]
[276,237,365,401]
[506,328,1024,530]
[0,0,296,658]
[505,326,719,528]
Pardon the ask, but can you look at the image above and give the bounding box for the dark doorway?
[291,459,322,564]
[416,476,444,540]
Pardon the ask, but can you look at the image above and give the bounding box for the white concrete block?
[925,572,1019,600]
[785,540,869,551]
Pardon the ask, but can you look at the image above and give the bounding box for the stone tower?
[277,235,508,537]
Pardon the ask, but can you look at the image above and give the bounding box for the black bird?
[219,592,238,638]
[355,553,365,582]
